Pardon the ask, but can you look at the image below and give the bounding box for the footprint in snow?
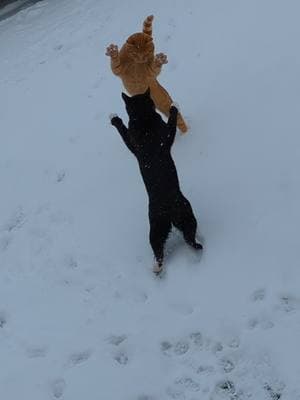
[226,337,240,349]
[68,349,92,367]
[0,310,8,328]
[2,207,26,232]
[161,332,225,359]
[107,334,127,346]
[251,288,266,302]
[50,378,66,399]
[196,365,215,375]
[211,341,224,354]
[189,331,203,348]
[160,340,173,356]
[53,44,64,52]
[173,340,190,356]
[247,316,274,330]
[219,357,235,373]
[26,345,48,359]
[166,377,201,399]
[160,339,190,357]
[64,255,78,270]
[56,170,66,183]
[0,234,12,252]
[106,334,129,365]
[276,294,300,314]
[264,383,283,400]
[113,351,129,365]
[211,380,240,400]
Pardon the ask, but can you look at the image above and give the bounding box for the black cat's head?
[121,88,155,119]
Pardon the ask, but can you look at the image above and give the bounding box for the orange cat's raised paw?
[105,44,119,58]
[155,53,168,66]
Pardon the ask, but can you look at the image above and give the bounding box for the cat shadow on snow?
[110,88,202,273]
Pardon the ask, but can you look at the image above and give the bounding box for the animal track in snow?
[226,337,240,349]
[107,334,127,346]
[189,331,203,348]
[219,358,235,373]
[0,234,12,251]
[172,376,201,394]
[68,349,92,367]
[56,170,66,183]
[2,207,26,232]
[26,345,48,358]
[114,351,129,365]
[276,294,300,314]
[247,316,274,330]
[196,364,215,375]
[174,340,190,356]
[251,288,266,302]
[160,340,173,355]
[212,380,239,400]
[161,332,225,361]
[50,378,66,399]
[264,383,283,400]
[53,44,64,52]
[160,339,190,357]
[107,334,129,365]
[0,310,8,328]
[160,330,290,400]
[64,255,78,270]
[211,341,224,354]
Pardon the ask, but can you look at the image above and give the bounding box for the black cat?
[110,88,202,272]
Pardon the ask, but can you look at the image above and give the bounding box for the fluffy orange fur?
[106,15,188,133]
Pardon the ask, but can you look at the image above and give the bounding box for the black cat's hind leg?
[172,197,203,251]
[149,214,172,271]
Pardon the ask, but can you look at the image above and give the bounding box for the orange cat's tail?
[143,15,154,37]
[149,80,188,134]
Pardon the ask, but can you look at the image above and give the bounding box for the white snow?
[1,0,300,399]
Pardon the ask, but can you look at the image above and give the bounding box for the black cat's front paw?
[109,113,121,126]
[109,113,118,121]
[170,103,179,118]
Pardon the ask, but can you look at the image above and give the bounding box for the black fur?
[111,88,202,266]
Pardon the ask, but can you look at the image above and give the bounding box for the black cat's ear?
[122,92,130,103]
[144,87,151,97]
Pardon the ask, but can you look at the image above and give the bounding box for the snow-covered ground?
[1,0,300,399]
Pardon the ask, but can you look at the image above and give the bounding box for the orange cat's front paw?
[105,44,119,58]
[155,53,168,66]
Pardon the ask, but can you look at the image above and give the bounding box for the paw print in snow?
[173,340,190,356]
[68,349,92,367]
[50,378,66,399]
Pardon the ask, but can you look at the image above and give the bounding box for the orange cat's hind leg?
[150,81,188,134]
[158,103,188,134]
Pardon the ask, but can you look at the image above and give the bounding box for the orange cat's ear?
[122,92,130,103]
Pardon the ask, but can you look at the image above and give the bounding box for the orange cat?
[106,15,188,133]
